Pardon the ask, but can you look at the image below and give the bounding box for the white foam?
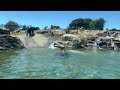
[68,50,85,55]
[48,43,57,49]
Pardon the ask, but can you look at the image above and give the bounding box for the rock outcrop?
[60,34,120,50]
[60,34,84,49]
[0,30,10,35]
[0,35,25,50]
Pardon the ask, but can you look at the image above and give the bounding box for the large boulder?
[0,30,10,35]
[61,34,79,41]
[0,35,25,50]
[114,37,120,41]
[60,34,84,49]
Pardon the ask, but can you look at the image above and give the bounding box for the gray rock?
[0,35,25,51]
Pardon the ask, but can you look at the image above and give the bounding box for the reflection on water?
[0,48,120,79]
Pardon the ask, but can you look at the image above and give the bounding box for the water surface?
[0,48,120,79]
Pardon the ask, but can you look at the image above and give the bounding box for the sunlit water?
[0,48,120,79]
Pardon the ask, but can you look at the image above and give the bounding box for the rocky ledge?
[53,34,120,50]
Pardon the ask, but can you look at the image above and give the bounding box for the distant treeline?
[0,23,40,31]
[0,18,119,31]
[67,18,106,30]
[0,21,62,31]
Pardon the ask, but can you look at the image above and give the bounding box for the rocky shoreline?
[1,30,120,51]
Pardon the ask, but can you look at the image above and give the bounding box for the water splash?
[68,50,86,55]
[48,42,57,49]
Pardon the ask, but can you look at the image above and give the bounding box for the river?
[0,48,120,79]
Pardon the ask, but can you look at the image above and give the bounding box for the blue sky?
[0,11,120,30]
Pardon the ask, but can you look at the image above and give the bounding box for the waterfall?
[93,42,98,49]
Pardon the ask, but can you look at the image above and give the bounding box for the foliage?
[4,21,20,31]
[50,25,61,29]
[106,28,108,30]
[43,26,48,30]
[82,18,92,29]
[94,18,106,30]
[111,28,117,30]
[68,18,106,30]
[33,27,40,30]
[64,26,70,34]
[0,28,3,30]
[89,21,96,30]
[22,25,28,30]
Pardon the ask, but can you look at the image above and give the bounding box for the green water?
[0,48,120,79]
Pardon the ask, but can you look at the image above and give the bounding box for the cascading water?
[93,42,98,49]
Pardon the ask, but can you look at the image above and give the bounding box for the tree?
[43,26,48,30]
[94,18,106,30]
[50,25,61,29]
[69,18,93,30]
[4,21,20,31]
[89,21,96,30]
[64,26,70,34]
[106,28,108,30]
[69,18,84,30]
[111,28,117,30]
[50,25,53,29]
[22,25,28,30]
[83,18,92,29]
[68,18,106,30]
[33,27,40,30]
[35,27,40,30]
